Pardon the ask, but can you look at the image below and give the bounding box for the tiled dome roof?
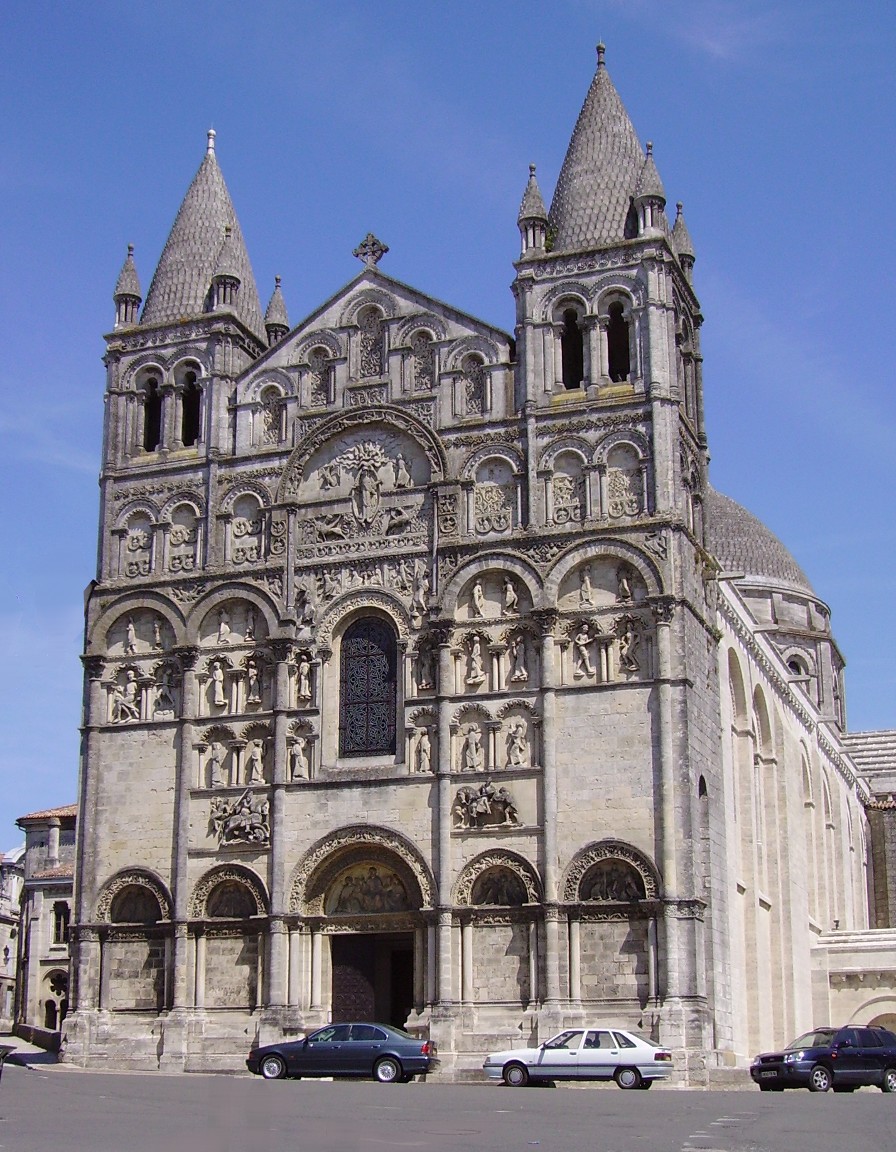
[704,487,814,594]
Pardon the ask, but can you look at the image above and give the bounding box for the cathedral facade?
[65,48,889,1077]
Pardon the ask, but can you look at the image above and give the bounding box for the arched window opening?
[358,306,385,378]
[560,308,583,389]
[339,616,398,757]
[698,775,708,799]
[181,371,201,446]
[143,378,162,451]
[607,302,630,383]
[309,347,333,407]
[462,353,487,416]
[52,901,70,944]
[788,657,808,677]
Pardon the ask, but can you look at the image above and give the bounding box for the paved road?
[1,1066,894,1152]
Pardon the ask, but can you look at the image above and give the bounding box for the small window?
[52,902,70,945]
[310,1024,352,1043]
[143,378,162,451]
[614,1032,637,1049]
[350,1024,387,1042]
[339,617,398,757]
[560,308,583,389]
[607,302,630,383]
[544,1030,583,1050]
[181,372,201,446]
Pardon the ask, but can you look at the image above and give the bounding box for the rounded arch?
[115,499,161,528]
[454,850,542,905]
[452,700,495,727]
[293,330,343,365]
[562,840,661,902]
[595,284,637,315]
[91,594,186,653]
[726,647,749,724]
[440,552,541,618]
[461,443,525,482]
[219,481,272,515]
[316,589,411,649]
[592,428,650,467]
[395,312,449,345]
[536,282,592,323]
[544,540,663,604]
[186,583,279,646]
[243,367,296,402]
[159,493,205,522]
[538,436,592,471]
[289,824,435,913]
[339,288,398,327]
[278,405,447,501]
[752,686,774,757]
[443,334,501,372]
[189,864,268,919]
[95,868,172,922]
[172,356,204,385]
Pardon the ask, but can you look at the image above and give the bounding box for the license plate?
[760,1070,777,1079]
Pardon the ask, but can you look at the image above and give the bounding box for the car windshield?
[785,1030,836,1050]
[543,1031,583,1050]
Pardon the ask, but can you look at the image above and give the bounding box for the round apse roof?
[704,486,815,595]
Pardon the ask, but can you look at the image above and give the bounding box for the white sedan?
[483,1027,673,1089]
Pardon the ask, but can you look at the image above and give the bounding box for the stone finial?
[353,233,389,267]
[596,42,606,68]
[207,128,216,156]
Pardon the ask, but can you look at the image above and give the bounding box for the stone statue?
[417,646,434,690]
[154,667,176,715]
[246,660,261,704]
[319,461,340,490]
[210,789,270,845]
[323,570,341,599]
[217,607,232,644]
[503,577,519,615]
[125,616,137,654]
[411,560,430,614]
[392,453,412,488]
[110,675,140,723]
[246,738,265,783]
[471,579,486,618]
[153,618,163,650]
[207,741,225,787]
[383,505,412,535]
[505,720,528,767]
[212,661,226,707]
[466,636,486,686]
[351,462,382,526]
[317,514,347,541]
[475,869,524,906]
[297,656,312,701]
[509,633,528,683]
[616,567,633,604]
[453,779,521,829]
[416,727,432,773]
[461,724,484,772]
[245,605,256,640]
[579,567,594,606]
[290,736,309,780]
[573,625,596,679]
[619,621,640,672]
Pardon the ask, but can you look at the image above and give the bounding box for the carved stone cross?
[353,233,389,267]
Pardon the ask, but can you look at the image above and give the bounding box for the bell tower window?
[339,616,397,758]
[143,378,162,451]
[607,302,630,383]
[560,308,584,389]
[181,372,201,447]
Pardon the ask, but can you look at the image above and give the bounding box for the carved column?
[568,918,581,1001]
[288,927,302,1007]
[436,633,454,1003]
[524,401,537,527]
[584,315,600,387]
[267,641,292,1008]
[654,600,680,998]
[534,611,560,1002]
[194,930,206,1008]
[310,927,322,1009]
[76,658,106,947]
[171,647,199,1009]
[461,919,473,1003]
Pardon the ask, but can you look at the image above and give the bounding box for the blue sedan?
[247,1022,439,1083]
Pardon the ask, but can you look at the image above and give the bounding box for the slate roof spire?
[113,244,142,328]
[517,163,548,256]
[672,201,696,281]
[548,42,646,251]
[264,276,290,346]
[141,129,264,338]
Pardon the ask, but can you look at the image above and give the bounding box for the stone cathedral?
[66,48,894,1077]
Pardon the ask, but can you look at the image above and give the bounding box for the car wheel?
[503,1062,530,1088]
[615,1066,642,1090]
[881,1067,896,1093]
[808,1064,832,1092]
[374,1057,402,1083]
[260,1054,286,1080]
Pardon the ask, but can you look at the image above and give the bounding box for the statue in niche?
[505,720,528,767]
[319,461,340,490]
[466,636,486,686]
[471,579,486,618]
[411,559,430,614]
[210,789,270,845]
[579,568,594,606]
[125,616,137,654]
[207,741,226,787]
[290,737,309,780]
[616,567,633,604]
[585,861,645,902]
[212,661,227,707]
[245,605,256,641]
[392,453,412,488]
[153,618,163,650]
[217,607,232,644]
[154,667,176,715]
[297,656,312,701]
[509,633,528,683]
[461,724,484,772]
[110,674,140,723]
[351,462,382,526]
[246,660,261,704]
[503,577,519,615]
[453,780,521,830]
[618,620,640,673]
[573,625,596,679]
[246,739,265,783]
[416,727,432,774]
[417,646,434,690]
[383,505,412,535]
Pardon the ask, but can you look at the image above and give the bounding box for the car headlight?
[784,1052,802,1063]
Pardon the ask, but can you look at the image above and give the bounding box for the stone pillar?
[654,603,680,998]
[310,927,322,1009]
[414,926,425,1011]
[266,644,292,1009]
[461,920,473,1003]
[568,919,581,1001]
[528,921,538,1003]
[535,612,560,1002]
[436,634,454,1003]
[647,916,658,1003]
[524,401,537,527]
[288,928,302,1007]
[194,930,206,1008]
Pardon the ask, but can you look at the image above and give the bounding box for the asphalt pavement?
[1,1064,895,1152]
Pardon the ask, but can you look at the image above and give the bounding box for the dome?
[704,487,814,595]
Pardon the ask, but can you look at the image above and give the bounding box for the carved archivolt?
[538,437,592,471]
[592,429,650,466]
[219,481,272,513]
[535,281,593,322]
[495,698,540,722]
[544,542,662,602]
[460,443,524,481]
[95,869,172,922]
[443,334,502,371]
[408,706,437,725]
[317,591,410,648]
[562,840,660,902]
[394,312,449,345]
[289,825,435,914]
[189,865,268,919]
[452,701,494,727]
[454,851,542,906]
[338,288,398,327]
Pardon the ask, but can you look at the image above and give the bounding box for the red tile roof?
[17,803,77,823]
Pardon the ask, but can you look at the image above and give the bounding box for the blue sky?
[1,1,894,848]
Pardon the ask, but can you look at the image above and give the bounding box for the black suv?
[750,1026,896,1092]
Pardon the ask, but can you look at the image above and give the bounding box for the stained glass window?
[339,617,397,757]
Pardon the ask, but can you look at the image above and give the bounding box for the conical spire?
[141,129,264,338]
[548,43,645,250]
[113,244,142,327]
[518,163,547,223]
[672,202,696,281]
[634,142,665,202]
[264,276,290,346]
[518,164,548,257]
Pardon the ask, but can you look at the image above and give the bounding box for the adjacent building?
[62,46,896,1076]
[0,845,25,1030]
